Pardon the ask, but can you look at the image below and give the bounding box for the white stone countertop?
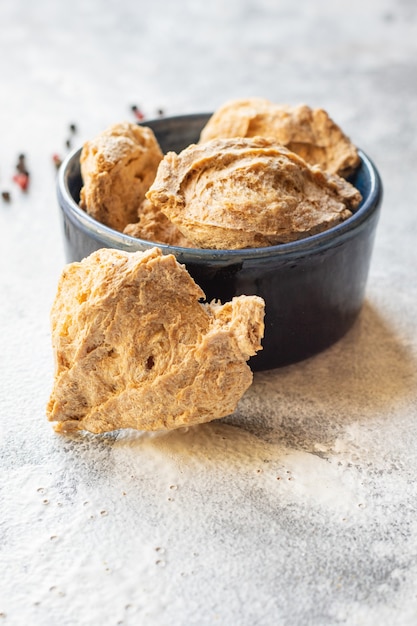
[1,1,417,625]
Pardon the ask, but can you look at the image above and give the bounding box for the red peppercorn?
[52,154,63,169]
[131,105,145,121]
[13,172,29,191]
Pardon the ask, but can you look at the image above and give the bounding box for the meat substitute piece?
[199,98,360,178]
[146,137,362,250]
[124,198,193,247]
[79,122,163,231]
[47,247,265,433]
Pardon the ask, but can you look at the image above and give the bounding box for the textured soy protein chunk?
[146,136,362,250]
[79,122,163,231]
[124,198,193,247]
[47,247,265,433]
[199,98,360,178]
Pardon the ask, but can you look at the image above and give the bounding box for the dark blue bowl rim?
[57,114,382,262]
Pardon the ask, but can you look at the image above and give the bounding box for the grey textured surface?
[1,1,417,625]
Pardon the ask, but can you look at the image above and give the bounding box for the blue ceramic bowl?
[57,113,382,371]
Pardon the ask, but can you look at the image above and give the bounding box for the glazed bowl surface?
[57,113,382,370]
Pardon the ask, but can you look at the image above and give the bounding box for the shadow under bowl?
[57,113,383,371]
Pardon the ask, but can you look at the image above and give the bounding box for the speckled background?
[1,1,417,625]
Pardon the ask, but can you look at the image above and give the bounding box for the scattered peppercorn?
[1,191,11,202]
[52,154,63,170]
[157,109,165,117]
[16,153,29,176]
[131,104,145,121]
[13,172,29,191]
[65,138,71,149]
[69,123,77,134]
